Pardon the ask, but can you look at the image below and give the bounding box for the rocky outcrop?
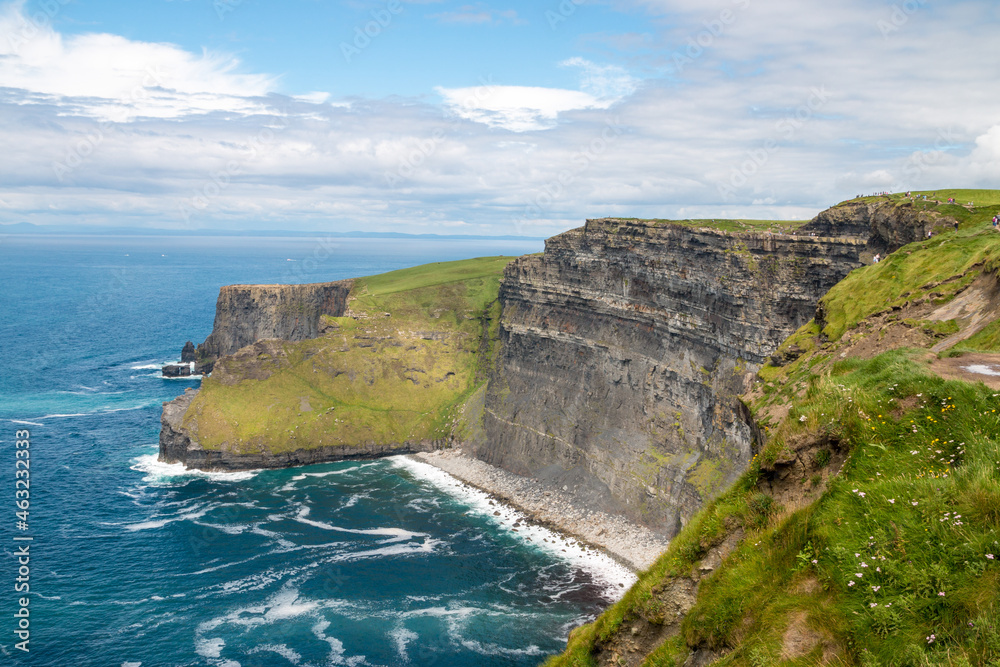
[195,280,352,365]
[181,341,196,363]
[161,363,192,377]
[159,387,444,471]
[476,218,869,534]
[800,199,956,254]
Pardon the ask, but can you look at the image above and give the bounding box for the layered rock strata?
[801,199,957,253]
[476,219,868,534]
[196,280,352,366]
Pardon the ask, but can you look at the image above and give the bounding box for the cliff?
[800,197,960,253]
[159,257,514,470]
[475,219,868,534]
[160,197,947,528]
[548,192,1000,666]
[195,280,352,369]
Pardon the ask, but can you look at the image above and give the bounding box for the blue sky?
[1,0,999,235]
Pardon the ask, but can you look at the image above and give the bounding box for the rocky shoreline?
[411,448,670,572]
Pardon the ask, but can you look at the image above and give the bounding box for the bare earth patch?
[927,352,1000,389]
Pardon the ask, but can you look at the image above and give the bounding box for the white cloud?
[436,84,612,132]
[1,0,1000,237]
[0,1,278,120]
[561,57,638,101]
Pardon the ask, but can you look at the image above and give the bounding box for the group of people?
[993,214,999,229]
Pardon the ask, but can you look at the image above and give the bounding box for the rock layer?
[196,280,352,364]
[800,199,957,253]
[477,218,869,534]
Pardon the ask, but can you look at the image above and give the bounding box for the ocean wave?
[130,363,167,370]
[195,637,225,659]
[390,627,418,662]
[277,462,381,492]
[294,505,426,543]
[460,638,544,657]
[389,456,637,596]
[130,453,259,484]
[57,388,130,396]
[247,644,302,665]
[119,503,216,532]
[6,419,44,426]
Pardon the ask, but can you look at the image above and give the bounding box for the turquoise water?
[0,235,631,666]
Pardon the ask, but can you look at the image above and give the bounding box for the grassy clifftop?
[181,256,514,455]
[548,196,1000,666]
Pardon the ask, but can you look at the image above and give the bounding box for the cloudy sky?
[1,0,998,236]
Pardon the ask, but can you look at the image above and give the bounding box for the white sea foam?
[248,644,301,664]
[311,619,366,667]
[195,637,225,658]
[120,503,216,532]
[130,363,165,370]
[264,586,319,621]
[389,456,637,596]
[321,538,443,564]
[294,505,427,543]
[964,364,1000,377]
[7,420,44,426]
[460,638,543,657]
[121,662,142,667]
[130,453,259,484]
[390,627,418,662]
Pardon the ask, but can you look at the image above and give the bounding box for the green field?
[182,256,515,454]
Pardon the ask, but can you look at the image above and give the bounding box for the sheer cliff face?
[197,281,352,361]
[477,219,867,534]
[802,199,957,253]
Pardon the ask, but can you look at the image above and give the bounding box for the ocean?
[0,235,633,667]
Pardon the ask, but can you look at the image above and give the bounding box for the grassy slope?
[549,195,1000,667]
[183,256,514,454]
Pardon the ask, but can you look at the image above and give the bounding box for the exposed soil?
[926,352,1000,390]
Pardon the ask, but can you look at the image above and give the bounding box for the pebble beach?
[410,448,671,572]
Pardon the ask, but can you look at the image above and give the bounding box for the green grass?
[957,320,1000,353]
[549,349,1000,666]
[818,225,1000,342]
[183,256,517,453]
[845,190,1000,210]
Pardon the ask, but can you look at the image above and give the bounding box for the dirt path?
[926,352,1000,390]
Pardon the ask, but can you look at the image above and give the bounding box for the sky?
[1,0,998,236]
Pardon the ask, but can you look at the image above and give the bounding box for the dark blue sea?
[0,235,633,667]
